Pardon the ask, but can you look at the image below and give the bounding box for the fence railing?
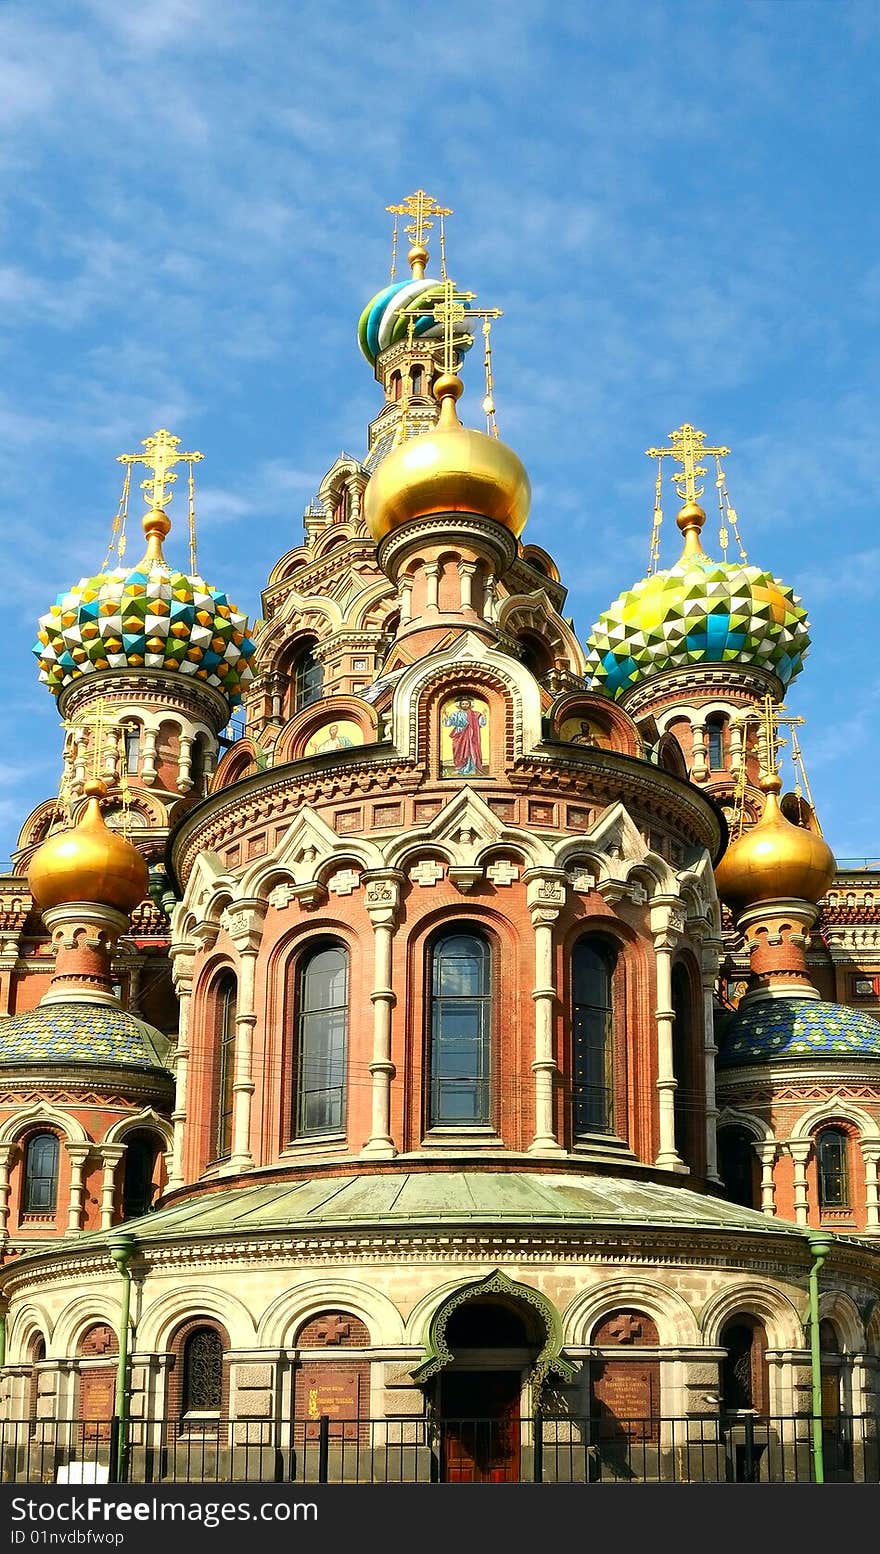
[1,1412,876,1485]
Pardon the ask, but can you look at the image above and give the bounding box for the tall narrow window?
[122,1134,157,1220]
[572,938,616,1135]
[817,1128,850,1209]
[123,723,140,774]
[214,976,237,1159]
[718,1126,756,1208]
[293,642,324,712]
[295,944,349,1136]
[23,1133,59,1213]
[429,932,492,1127]
[707,717,725,770]
[182,1328,224,1413]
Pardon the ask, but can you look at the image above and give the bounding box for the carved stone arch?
[266,544,312,590]
[103,1108,174,1152]
[700,1282,805,1350]
[312,520,358,559]
[0,1103,88,1146]
[817,1291,865,1354]
[212,737,263,791]
[348,578,398,632]
[865,1301,880,1357]
[562,1277,700,1347]
[519,543,561,583]
[790,1100,880,1145]
[382,787,553,871]
[272,696,379,765]
[8,1303,53,1363]
[391,631,543,764]
[497,591,587,678]
[17,797,68,853]
[716,1105,774,1143]
[53,1295,126,1358]
[138,1284,258,1352]
[257,1279,404,1349]
[410,1270,575,1387]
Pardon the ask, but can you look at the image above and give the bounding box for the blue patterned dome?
[718,997,880,1068]
[0,1004,171,1071]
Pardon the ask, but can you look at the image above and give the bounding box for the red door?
[440,1371,521,1482]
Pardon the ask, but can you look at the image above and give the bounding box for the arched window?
[718,1126,757,1208]
[817,1127,850,1209]
[122,1133,158,1221]
[214,976,238,1159]
[23,1133,59,1213]
[429,932,492,1127]
[706,716,725,770]
[182,1328,224,1414]
[721,1316,768,1413]
[411,366,424,397]
[571,938,616,1135]
[293,641,324,713]
[295,944,349,1136]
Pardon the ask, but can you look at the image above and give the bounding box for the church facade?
[0,196,879,1484]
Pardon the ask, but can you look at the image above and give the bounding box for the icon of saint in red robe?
[443,696,487,775]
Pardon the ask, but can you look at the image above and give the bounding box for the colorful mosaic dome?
[357,277,473,367]
[0,1003,171,1071]
[585,515,810,699]
[718,997,880,1068]
[33,544,256,707]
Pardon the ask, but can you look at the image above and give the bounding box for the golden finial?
[117,429,203,562]
[386,190,453,279]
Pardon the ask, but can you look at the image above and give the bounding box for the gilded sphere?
[714,775,836,917]
[364,377,531,543]
[28,780,149,914]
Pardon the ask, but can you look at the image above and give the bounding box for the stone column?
[458,561,477,614]
[699,934,722,1181]
[141,728,158,785]
[690,721,708,783]
[423,561,440,612]
[0,1144,12,1248]
[861,1142,880,1233]
[757,1140,778,1215]
[650,899,686,1171]
[524,870,567,1155]
[168,944,196,1189]
[398,577,414,624]
[177,733,194,792]
[225,899,267,1172]
[64,1143,91,1235]
[361,872,404,1159]
[730,718,744,776]
[99,1145,126,1231]
[787,1140,812,1225]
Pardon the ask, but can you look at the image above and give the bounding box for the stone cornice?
[59,668,230,732]
[620,663,783,718]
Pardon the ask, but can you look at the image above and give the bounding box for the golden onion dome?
[28,780,149,914]
[364,373,531,543]
[714,773,836,917]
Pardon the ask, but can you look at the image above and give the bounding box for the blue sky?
[1,0,878,864]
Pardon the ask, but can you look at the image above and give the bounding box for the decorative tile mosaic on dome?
[33,561,256,706]
[718,997,880,1067]
[585,552,810,698]
[0,1003,171,1069]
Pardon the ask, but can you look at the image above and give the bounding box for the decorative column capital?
[786,1140,812,1164]
[169,945,196,992]
[222,897,267,953]
[523,869,568,925]
[362,870,405,928]
[650,895,686,947]
[63,1143,92,1166]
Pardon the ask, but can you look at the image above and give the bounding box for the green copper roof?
[53,1171,806,1247]
[0,1002,172,1071]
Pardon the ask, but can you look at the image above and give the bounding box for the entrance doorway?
[440,1370,521,1482]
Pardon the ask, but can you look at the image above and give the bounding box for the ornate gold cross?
[386,189,452,251]
[401,277,502,376]
[646,423,731,505]
[117,428,203,513]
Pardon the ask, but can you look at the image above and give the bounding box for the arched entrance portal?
[412,1272,573,1484]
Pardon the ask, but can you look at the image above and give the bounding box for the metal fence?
[1,1413,877,1485]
